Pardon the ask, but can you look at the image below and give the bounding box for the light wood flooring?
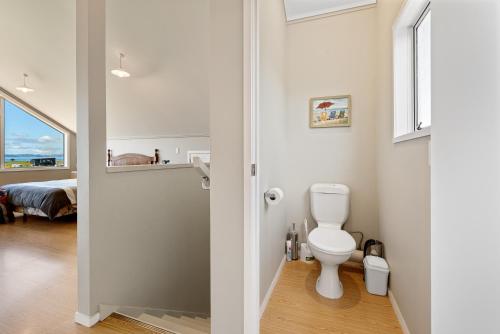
[260,261,403,334]
[0,216,159,334]
[0,217,402,334]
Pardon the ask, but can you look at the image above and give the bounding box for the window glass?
[4,100,65,168]
[415,10,431,129]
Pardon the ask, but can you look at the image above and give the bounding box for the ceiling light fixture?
[16,73,35,93]
[111,53,131,78]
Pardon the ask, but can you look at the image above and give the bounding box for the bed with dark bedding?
[2,179,77,220]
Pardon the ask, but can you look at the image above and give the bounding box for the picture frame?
[309,95,352,128]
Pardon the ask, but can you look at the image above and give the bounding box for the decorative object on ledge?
[107,149,159,166]
[154,149,160,164]
[310,95,351,128]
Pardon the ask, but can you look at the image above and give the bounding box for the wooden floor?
[0,217,158,334]
[0,217,402,334]
[260,261,403,334]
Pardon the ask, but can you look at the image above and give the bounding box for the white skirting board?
[388,290,411,334]
[74,311,101,327]
[260,255,286,317]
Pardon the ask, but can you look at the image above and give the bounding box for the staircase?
[113,307,211,334]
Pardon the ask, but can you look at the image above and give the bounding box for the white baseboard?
[260,255,286,317]
[388,290,411,334]
[74,311,100,327]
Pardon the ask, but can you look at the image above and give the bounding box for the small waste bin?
[363,255,390,296]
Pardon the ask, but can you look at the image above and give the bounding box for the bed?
[2,179,77,221]
[107,149,159,166]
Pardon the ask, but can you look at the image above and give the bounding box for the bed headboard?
[107,149,159,166]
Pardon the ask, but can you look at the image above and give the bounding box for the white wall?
[106,0,209,139]
[258,0,288,304]
[107,136,209,164]
[76,0,210,319]
[375,1,431,333]
[286,8,379,242]
[432,0,500,332]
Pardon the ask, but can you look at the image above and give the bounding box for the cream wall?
[106,0,209,139]
[259,3,431,333]
[375,1,430,334]
[209,0,245,332]
[0,0,76,131]
[258,0,288,304]
[76,0,210,319]
[285,8,379,241]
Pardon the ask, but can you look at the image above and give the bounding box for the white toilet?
[308,183,356,299]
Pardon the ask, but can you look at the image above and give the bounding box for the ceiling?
[0,0,76,131]
[284,0,377,21]
[0,0,210,138]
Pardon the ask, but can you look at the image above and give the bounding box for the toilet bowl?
[308,183,355,299]
[308,228,356,298]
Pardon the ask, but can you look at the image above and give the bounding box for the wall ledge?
[0,167,71,173]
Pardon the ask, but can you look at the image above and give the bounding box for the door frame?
[243,0,260,333]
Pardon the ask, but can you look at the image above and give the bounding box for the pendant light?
[111,53,131,78]
[16,73,35,93]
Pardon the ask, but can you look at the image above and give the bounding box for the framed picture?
[309,95,351,128]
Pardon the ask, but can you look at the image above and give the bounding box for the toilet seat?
[308,228,356,255]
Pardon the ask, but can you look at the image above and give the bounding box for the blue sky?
[4,100,64,156]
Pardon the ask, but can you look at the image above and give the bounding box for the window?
[1,97,66,169]
[393,0,431,142]
[414,4,431,130]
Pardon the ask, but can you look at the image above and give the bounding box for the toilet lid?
[308,228,356,255]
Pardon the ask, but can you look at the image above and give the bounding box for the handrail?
[193,157,210,190]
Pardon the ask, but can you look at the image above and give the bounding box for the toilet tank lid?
[310,183,350,195]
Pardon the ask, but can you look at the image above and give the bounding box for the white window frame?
[0,92,69,171]
[393,0,431,143]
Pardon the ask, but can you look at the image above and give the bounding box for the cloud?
[32,149,52,155]
[38,135,55,143]
[4,134,63,156]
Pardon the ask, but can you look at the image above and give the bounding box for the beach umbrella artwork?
[316,101,334,110]
[316,101,335,122]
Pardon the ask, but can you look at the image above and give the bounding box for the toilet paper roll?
[265,188,284,206]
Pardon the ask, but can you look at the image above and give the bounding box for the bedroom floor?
[0,217,160,334]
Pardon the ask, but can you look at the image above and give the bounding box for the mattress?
[3,179,77,220]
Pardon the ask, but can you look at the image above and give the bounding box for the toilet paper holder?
[264,188,284,206]
[264,191,277,201]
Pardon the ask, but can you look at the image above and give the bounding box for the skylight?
[284,0,377,21]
